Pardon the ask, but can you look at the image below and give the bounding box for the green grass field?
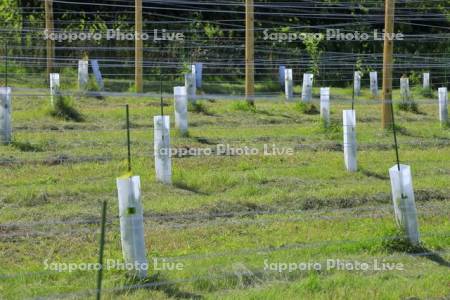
[0,83,449,299]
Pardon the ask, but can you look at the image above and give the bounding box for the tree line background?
[0,0,449,88]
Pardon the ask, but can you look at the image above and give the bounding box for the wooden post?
[381,0,395,129]
[245,0,255,105]
[135,0,143,93]
[45,0,54,78]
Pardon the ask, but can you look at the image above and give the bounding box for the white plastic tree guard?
[400,77,411,101]
[342,110,357,172]
[154,116,172,184]
[116,175,148,278]
[78,59,89,91]
[423,72,430,89]
[302,73,314,102]
[353,71,362,96]
[279,65,286,87]
[389,164,420,245]
[174,86,188,135]
[370,71,378,97]
[90,59,104,90]
[185,73,196,103]
[49,73,60,107]
[0,87,12,144]
[284,69,293,100]
[320,87,330,126]
[191,63,203,88]
[438,87,448,126]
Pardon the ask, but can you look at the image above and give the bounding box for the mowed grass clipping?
[0,86,449,299]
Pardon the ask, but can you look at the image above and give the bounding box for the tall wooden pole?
[381,0,395,129]
[245,0,255,105]
[135,0,143,93]
[45,0,54,78]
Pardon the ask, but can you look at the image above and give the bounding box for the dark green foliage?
[397,101,419,114]
[381,228,425,254]
[50,95,84,122]
[231,101,256,112]
[11,140,43,152]
[419,87,433,98]
[318,119,341,139]
[189,101,210,114]
[296,102,319,115]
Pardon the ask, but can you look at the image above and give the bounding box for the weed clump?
[50,95,84,122]
[11,140,43,152]
[188,101,209,114]
[318,119,341,136]
[231,101,256,112]
[381,228,425,253]
[418,87,433,98]
[87,77,104,99]
[295,102,319,115]
[396,101,419,114]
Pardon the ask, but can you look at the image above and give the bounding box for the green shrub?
[295,102,319,115]
[231,101,256,112]
[319,118,340,132]
[381,228,425,254]
[87,77,104,99]
[189,101,209,114]
[396,101,419,114]
[11,140,44,152]
[60,67,78,90]
[418,87,433,98]
[127,83,137,93]
[50,95,84,122]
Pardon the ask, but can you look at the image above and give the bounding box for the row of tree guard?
[280,66,435,102]
[112,80,447,278]
[0,63,448,278]
[50,59,202,96]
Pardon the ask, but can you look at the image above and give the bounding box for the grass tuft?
[381,229,425,254]
[318,118,340,132]
[295,102,319,114]
[189,101,210,114]
[415,86,434,98]
[174,130,190,138]
[50,95,85,122]
[11,140,44,152]
[87,77,104,99]
[231,101,256,112]
[396,101,420,114]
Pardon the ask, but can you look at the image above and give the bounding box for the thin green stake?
[96,201,107,300]
[126,104,131,172]
[351,66,355,110]
[5,44,8,87]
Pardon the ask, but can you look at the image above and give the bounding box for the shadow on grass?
[193,136,218,145]
[172,179,208,195]
[396,101,423,115]
[117,273,203,299]
[11,140,44,152]
[295,102,319,115]
[383,124,421,138]
[416,248,450,267]
[382,230,450,268]
[359,167,389,180]
[188,101,215,116]
[50,95,85,122]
